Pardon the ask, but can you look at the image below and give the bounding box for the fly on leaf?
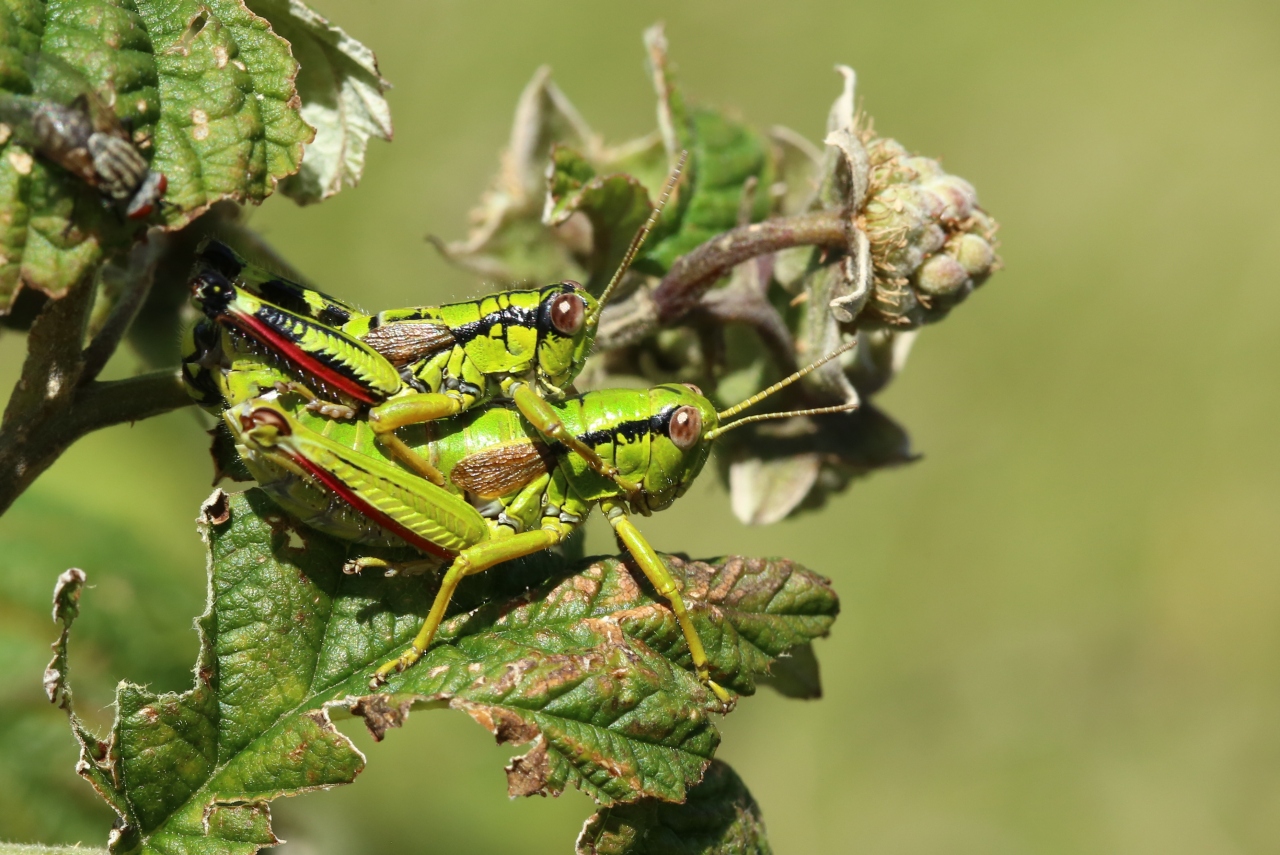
[0,56,166,219]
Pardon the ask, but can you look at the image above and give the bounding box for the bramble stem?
[653,209,849,322]
[0,368,191,515]
[596,209,849,351]
[0,240,189,516]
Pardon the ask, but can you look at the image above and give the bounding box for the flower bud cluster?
[860,138,1000,328]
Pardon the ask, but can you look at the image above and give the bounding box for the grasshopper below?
[183,155,686,494]
[223,341,857,701]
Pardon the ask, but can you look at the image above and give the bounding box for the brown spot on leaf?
[505,736,552,797]
[456,700,540,746]
[705,556,743,602]
[200,490,231,525]
[350,694,414,742]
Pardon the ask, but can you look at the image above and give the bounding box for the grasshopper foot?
[707,679,734,711]
[369,645,425,690]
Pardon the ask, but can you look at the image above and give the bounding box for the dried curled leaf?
[721,403,917,525]
[438,27,774,292]
[250,0,392,203]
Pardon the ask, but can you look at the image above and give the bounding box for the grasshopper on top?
[222,337,858,702]
[184,155,685,492]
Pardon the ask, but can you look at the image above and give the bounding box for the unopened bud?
[916,254,969,296]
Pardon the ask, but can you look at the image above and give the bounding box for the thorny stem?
[653,209,850,322]
[596,209,850,351]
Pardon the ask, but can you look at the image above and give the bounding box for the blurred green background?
[3,0,1279,851]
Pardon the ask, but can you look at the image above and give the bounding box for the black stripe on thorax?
[576,406,676,449]
[451,302,542,345]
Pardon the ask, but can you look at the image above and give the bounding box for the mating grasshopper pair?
[183,168,855,701]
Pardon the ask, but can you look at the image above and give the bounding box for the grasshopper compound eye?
[682,383,703,396]
[548,293,586,336]
[243,407,292,435]
[668,405,702,450]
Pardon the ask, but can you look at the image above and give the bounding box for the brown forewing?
[450,441,556,499]
[362,321,456,366]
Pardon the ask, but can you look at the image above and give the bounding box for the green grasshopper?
[183,156,686,494]
[221,342,857,701]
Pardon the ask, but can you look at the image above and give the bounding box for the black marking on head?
[576,406,677,449]
[192,270,235,315]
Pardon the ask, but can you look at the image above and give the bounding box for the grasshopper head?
[630,383,720,514]
[224,400,293,451]
[189,266,236,319]
[535,280,599,395]
[635,339,863,513]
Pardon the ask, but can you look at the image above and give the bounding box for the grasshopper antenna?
[588,149,688,320]
[705,339,859,440]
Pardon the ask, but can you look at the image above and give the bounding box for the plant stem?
[0,369,190,515]
[0,240,188,516]
[596,209,849,351]
[652,209,849,322]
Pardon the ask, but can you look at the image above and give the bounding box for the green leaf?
[634,24,774,275]
[544,144,655,295]
[53,490,838,851]
[0,0,314,312]
[595,553,839,698]
[0,491,204,844]
[576,760,771,855]
[438,28,775,290]
[248,0,392,204]
[136,0,313,214]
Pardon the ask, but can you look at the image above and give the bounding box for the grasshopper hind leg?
[370,517,576,688]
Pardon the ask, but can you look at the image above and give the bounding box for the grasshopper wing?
[450,441,556,499]
[362,321,457,367]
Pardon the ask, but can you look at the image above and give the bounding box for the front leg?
[366,392,471,486]
[602,501,731,705]
[512,384,642,496]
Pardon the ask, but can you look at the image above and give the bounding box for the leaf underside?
[576,759,772,855]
